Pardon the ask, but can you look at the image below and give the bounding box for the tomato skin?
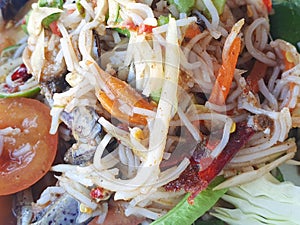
[0,97,58,196]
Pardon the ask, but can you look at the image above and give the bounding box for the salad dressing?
[0,136,36,175]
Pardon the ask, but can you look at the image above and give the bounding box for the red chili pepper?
[246,60,268,93]
[90,187,105,199]
[138,24,156,34]
[165,123,255,204]
[191,124,254,199]
[90,186,110,201]
[263,0,272,13]
[49,21,62,37]
[122,20,156,34]
[11,64,32,83]
[123,20,138,31]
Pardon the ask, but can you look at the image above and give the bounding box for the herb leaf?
[167,0,195,14]
[269,0,300,51]
[151,177,227,225]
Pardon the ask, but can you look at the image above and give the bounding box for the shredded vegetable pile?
[1,0,300,224]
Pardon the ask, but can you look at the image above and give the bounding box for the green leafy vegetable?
[113,27,130,37]
[211,0,227,15]
[76,0,86,18]
[269,0,300,51]
[195,0,226,18]
[21,11,31,35]
[167,0,195,14]
[38,0,63,8]
[41,13,61,28]
[151,177,228,225]
[194,218,225,225]
[0,44,22,58]
[112,7,130,37]
[158,15,170,26]
[167,0,226,16]
[211,173,300,225]
[38,0,63,28]
[150,89,162,103]
[271,167,284,182]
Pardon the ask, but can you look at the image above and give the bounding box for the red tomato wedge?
[0,97,58,195]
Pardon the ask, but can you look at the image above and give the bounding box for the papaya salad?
[0,0,300,224]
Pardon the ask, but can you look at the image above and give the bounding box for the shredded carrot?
[246,60,268,93]
[184,23,201,39]
[208,37,241,105]
[97,76,156,126]
[97,91,150,125]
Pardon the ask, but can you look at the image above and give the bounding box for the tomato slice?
[0,97,58,195]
